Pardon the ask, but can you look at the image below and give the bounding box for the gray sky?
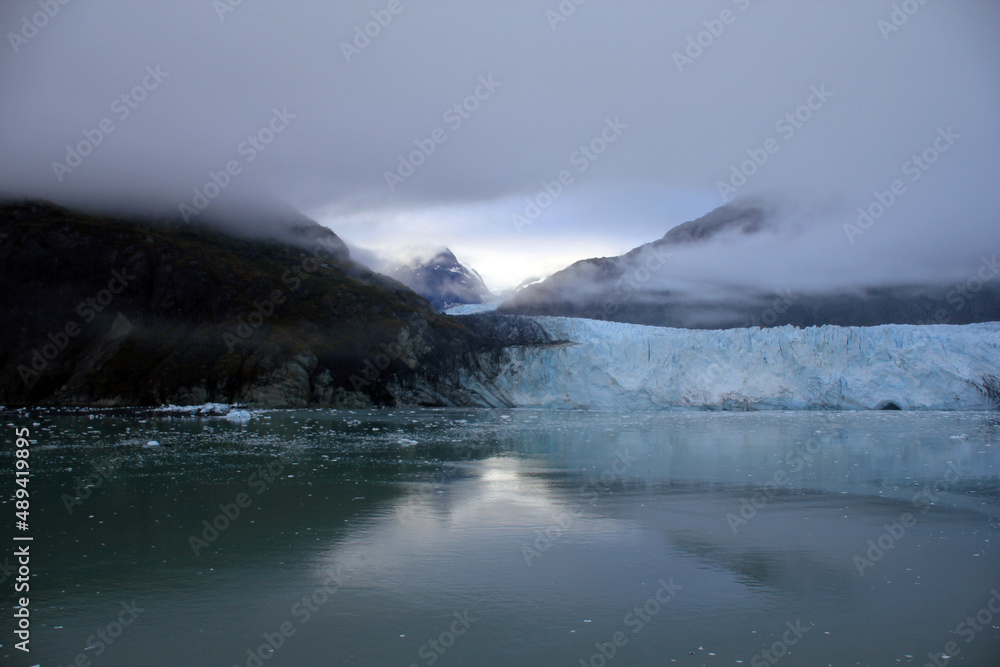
[1,0,998,291]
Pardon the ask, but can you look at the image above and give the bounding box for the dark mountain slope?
[0,200,545,407]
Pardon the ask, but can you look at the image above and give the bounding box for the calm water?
[2,409,1000,667]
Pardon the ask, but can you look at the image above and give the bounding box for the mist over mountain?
[0,200,547,407]
[389,248,493,310]
[2,2,997,291]
[500,200,1000,328]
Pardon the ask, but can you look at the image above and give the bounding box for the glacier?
[444,316,1000,410]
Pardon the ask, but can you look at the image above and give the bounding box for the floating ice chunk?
[225,410,253,422]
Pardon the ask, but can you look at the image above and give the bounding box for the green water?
[2,409,999,666]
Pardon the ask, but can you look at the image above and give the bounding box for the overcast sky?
[1,0,998,291]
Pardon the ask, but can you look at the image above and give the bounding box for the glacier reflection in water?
[7,409,1000,666]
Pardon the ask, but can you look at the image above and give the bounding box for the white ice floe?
[225,409,253,422]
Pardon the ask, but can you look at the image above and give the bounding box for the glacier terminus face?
[464,317,1000,411]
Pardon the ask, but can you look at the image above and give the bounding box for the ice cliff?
[428,317,1000,410]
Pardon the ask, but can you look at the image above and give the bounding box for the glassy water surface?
[3,409,999,666]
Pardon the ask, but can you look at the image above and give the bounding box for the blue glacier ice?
[458,317,1000,410]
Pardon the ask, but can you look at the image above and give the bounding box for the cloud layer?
[1,0,998,290]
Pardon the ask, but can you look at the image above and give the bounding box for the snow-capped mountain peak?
[390,248,493,310]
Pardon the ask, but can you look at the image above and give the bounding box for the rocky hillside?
[0,200,546,407]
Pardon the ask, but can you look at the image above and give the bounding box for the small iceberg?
[226,410,253,423]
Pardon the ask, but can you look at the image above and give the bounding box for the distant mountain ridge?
[500,200,1000,328]
[390,248,493,310]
